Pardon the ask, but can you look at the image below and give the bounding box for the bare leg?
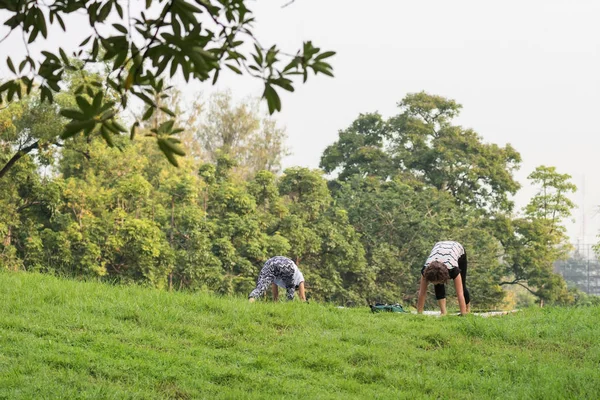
[438,298,447,315]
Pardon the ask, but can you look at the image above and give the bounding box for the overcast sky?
[1,0,599,245]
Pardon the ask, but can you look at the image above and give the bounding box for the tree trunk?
[3,225,11,247]
[169,197,174,292]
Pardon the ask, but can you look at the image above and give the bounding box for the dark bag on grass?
[369,303,406,313]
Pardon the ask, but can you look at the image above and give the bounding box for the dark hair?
[423,261,450,284]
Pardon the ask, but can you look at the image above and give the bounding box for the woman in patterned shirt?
[417,241,470,315]
[248,256,306,302]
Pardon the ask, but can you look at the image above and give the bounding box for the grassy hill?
[1,272,599,399]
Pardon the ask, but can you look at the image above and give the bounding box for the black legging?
[433,253,470,304]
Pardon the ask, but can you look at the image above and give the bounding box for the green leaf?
[60,109,86,120]
[37,8,48,38]
[112,121,127,132]
[263,84,281,114]
[271,78,294,92]
[98,2,112,22]
[130,121,140,140]
[113,24,128,34]
[312,62,334,77]
[142,106,154,121]
[133,91,157,107]
[158,120,175,134]
[6,57,15,74]
[40,86,54,103]
[80,36,92,47]
[115,3,124,19]
[253,43,263,65]
[22,77,33,94]
[61,120,95,139]
[59,48,69,65]
[158,138,186,156]
[28,28,39,44]
[113,49,128,70]
[92,39,99,60]
[225,64,242,75]
[315,51,336,61]
[76,96,92,114]
[0,81,12,93]
[160,107,176,117]
[157,139,180,167]
[100,125,115,147]
[103,120,121,134]
[7,85,15,102]
[92,91,103,110]
[56,14,66,31]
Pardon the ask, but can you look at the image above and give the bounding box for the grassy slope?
[0,272,599,400]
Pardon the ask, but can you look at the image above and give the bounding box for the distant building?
[554,243,600,295]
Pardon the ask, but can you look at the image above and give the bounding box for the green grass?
[1,272,599,399]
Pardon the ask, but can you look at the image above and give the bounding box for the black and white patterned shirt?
[423,241,465,270]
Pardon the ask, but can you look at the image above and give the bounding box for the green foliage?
[0,0,335,164]
[0,94,65,178]
[195,91,289,178]
[2,272,600,399]
[496,166,577,304]
[278,167,368,305]
[1,88,583,307]
[320,93,578,307]
[333,176,505,309]
[1,117,366,301]
[321,92,522,212]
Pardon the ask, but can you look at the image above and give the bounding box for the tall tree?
[0,96,64,179]
[333,175,505,308]
[193,91,289,178]
[278,167,368,304]
[321,92,522,212]
[496,166,576,304]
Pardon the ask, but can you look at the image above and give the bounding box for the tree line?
[1,73,587,308]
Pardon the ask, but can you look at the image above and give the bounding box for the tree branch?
[499,280,539,297]
[0,140,40,179]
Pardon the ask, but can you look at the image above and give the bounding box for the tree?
[193,90,289,178]
[321,92,522,212]
[497,166,577,305]
[332,175,505,308]
[278,167,369,304]
[0,147,57,271]
[320,113,393,181]
[0,94,65,179]
[0,0,335,165]
[0,94,66,270]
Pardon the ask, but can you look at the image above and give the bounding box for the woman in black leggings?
[417,241,470,315]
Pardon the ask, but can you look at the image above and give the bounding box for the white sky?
[1,0,599,244]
